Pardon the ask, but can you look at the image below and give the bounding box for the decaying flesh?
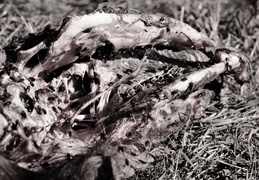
[11,12,215,75]
[0,9,251,180]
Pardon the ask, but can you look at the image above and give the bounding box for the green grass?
[0,0,259,179]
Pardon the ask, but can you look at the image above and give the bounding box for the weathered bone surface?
[0,9,251,180]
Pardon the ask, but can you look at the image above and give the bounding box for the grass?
[0,0,259,179]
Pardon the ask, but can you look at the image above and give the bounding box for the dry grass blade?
[0,0,259,180]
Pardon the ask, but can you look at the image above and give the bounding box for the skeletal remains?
[0,8,251,180]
